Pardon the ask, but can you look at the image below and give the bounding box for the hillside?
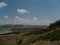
[0,20,60,45]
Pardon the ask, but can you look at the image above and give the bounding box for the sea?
[0,29,11,34]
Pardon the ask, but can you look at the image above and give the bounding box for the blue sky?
[0,0,60,25]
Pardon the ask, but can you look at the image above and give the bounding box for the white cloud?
[17,9,28,14]
[4,15,9,19]
[15,16,20,20]
[0,2,7,8]
[0,16,52,25]
[33,17,38,21]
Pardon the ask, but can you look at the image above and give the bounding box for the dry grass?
[0,32,60,45]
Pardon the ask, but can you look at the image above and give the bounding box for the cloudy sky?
[0,0,60,25]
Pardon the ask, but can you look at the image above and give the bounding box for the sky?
[0,0,60,25]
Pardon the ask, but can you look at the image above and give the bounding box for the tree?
[49,20,60,27]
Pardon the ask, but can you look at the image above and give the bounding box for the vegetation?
[0,20,60,45]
